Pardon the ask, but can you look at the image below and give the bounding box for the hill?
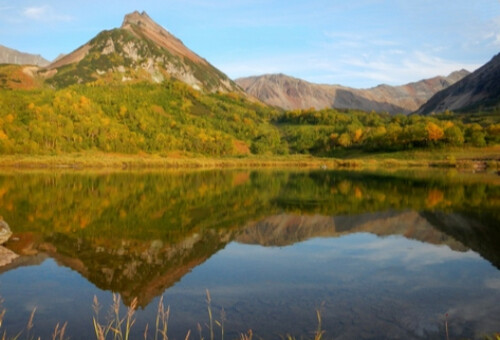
[236,71,469,114]
[0,64,44,90]
[418,52,500,114]
[44,11,241,92]
[0,79,284,156]
[0,44,50,67]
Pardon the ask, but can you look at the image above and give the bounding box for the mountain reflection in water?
[0,169,499,340]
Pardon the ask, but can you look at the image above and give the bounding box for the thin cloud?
[22,5,73,22]
[338,51,480,85]
[220,49,480,88]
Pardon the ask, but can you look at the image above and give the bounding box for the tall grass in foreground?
[1,293,498,340]
[0,298,67,340]
[0,290,323,340]
[90,291,243,340]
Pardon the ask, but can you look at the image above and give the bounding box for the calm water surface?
[0,169,499,339]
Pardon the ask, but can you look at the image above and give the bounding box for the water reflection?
[0,170,499,339]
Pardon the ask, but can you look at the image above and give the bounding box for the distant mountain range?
[418,52,500,114]
[1,11,498,115]
[0,44,50,67]
[236,71,470,114]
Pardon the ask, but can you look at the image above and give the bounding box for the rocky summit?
[45,11,240,92]
[236,70,469,114]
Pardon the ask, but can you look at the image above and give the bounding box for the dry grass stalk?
[92,294,139,340]
[154,296,169,340]
[215,308,225,340]
[51,322,67,340]
[197,323,203,340]
[239,329,253,340]
[314,309,324,340]
[206,290,214,340]
[143,324,149,340]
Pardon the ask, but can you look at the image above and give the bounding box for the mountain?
[236,211,467,251]
[236,71,469,114]
[0,44,50,67]
[5,208,496,307]
[417,52,500,114]
[44,11,241,92]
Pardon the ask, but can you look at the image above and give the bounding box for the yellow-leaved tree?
[426,122,444,142]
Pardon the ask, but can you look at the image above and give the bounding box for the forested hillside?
[277,108,500,155]
[1,76,499,157]
[0,79,283,156]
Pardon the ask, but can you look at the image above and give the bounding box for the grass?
[0,293,499,340]
[0,146,498,170]
[0,292,326,340]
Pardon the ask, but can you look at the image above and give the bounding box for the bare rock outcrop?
[0,218,18,267]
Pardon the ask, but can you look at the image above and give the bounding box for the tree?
[426,122,444,142]
[470,131,486,147]
[444,126,464,146]
[337,133,352,148]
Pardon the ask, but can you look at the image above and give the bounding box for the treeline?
[0,79,499,156]
[277,108,500,155]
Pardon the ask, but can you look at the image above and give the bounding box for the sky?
[0,0,499,88]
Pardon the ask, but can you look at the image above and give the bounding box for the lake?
[0,169,499,340]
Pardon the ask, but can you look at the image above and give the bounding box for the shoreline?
[0,150,498,171]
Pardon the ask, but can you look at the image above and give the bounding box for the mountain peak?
[120,10,206,66]
[447,69,470,80]
[121,11,155,29]
[44,11,240,93]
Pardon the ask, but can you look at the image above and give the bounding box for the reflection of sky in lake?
[166,233,500,339]
[3,232,496,340]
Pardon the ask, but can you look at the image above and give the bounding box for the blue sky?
[1,0,499,88]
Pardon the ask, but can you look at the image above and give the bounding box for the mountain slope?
[0,44,50,67]
[237,211,467,251]
[236,71,469,114]
[418,52,500,114]
[0,64,44,90]
[45,11,240,92]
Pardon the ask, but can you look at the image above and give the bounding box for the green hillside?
[1,77,500,158]
[0,80,284,156]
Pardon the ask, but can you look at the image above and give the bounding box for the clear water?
[0,169,499,339]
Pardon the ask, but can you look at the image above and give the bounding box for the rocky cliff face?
[417,52,500,114]
[236,71,469,114]
[45,11,241,92]
[0,44,49,67]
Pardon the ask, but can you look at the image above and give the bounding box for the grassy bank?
[0,146,498,170]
